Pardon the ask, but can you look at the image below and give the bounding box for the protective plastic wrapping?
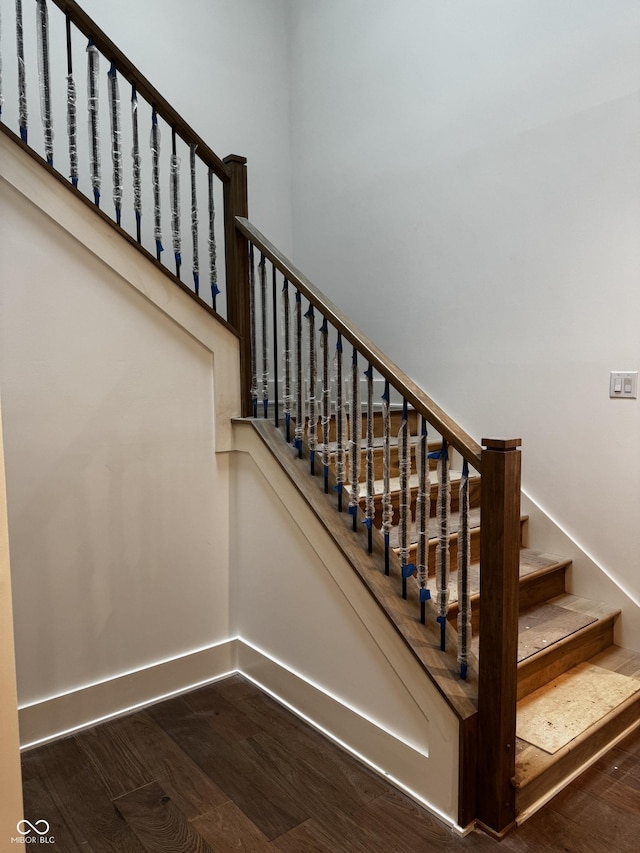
[415,419,431,607]
[457,460,472,678]
[150,108,162,252]
[364,364,375,532]
[189,145,199,293]
[207,168,219,304]
[36,0,53,164]
[259,255,269,414]
[434,441,451,637]
[170,151,181,264]
[294,290,304,449]
[66,74,78,186]
[348,348,361,516]
[16,0,28,141]
[130,86,142,225]
[397,403,411,572]
[334,333,346,496]
[381,383,393,538]
[281,280,292,432]
[107,63,123,223]
[305,304,318,459]
[248,244,258,414]
[86,40,100,203]
[319,319,331,476]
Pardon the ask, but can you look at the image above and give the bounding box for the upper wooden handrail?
[235,216,483,470]
[51,0,231,182]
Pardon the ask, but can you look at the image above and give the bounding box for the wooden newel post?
[223,154,252,417]
[477,437,522,837]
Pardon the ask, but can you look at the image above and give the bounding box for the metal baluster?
[36,0,53,165]
[348,348,361,532]
[271,264,279,428]
[334,332,345,512]
[399,399,414,599]
[248,243,258,417]
[320,318,331,494]
[457,460,471,679]
[16,0,27,142]
[150,107,162,259]
[432,439,451,651]
[381,381,392,575]
[294,290,303,454]
[190,144,199,294]
[416,417,431,623]
[87,38,100,206]
[282,279,292,442]
[65,14,78,188]
[207,168,219,308]
[259,254,269,418]
[131,84,141,241]
[107,63,123,225]
[170,127,181,278]
[364,363,374,552]
[305,303,317,474]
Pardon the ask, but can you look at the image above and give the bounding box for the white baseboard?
[18,639,238,749]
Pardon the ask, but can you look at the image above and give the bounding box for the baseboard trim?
[18,639,238,749]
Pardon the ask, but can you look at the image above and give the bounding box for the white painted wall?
[0,134,239,723]
[289,0,640,624]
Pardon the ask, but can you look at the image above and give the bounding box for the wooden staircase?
[277,409,640,828]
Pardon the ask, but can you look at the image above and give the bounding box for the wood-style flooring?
[21,675,640,852]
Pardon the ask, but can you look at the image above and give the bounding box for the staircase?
[3,0,639,840]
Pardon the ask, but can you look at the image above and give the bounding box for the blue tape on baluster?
[436,615,447,627]
[93,188,100,207]
[382,381,389,403]
[304,304,314,320]
[334,482,343,494]
[402,563,416,579]
[293,437,303,451]
[420,588,431,602]
[460,663,468,680]
[71,176,78,189]
[175,252,182,266]
[193,272,199,295]
[108,60,117,78]
[348,505,357,516]
[155,239,164,255]
[362,517,373,529]
[336,332,343,353]
[320,317,328,334]
[364,364,373,380]
[211,282,220,297]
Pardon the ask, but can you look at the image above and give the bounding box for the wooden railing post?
[477,437,522,837]
[223,154,252,416]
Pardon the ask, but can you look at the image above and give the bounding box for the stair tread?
[514,648,640,792]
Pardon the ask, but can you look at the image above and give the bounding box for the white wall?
[0,133,240,737]
[289,1,640,622]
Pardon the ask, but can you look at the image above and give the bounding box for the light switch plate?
[610,371,638,399]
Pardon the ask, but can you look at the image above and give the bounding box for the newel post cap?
[481,438,522,451]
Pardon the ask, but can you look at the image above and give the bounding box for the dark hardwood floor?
[21,675,640,852]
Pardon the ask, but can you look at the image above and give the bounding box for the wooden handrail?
[51,0,231,182]
[235,216,483,470]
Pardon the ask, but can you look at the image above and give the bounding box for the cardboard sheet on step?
[517,662,640,754]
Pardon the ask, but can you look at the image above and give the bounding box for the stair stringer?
[230,419,470,831]
[521,491,640,651]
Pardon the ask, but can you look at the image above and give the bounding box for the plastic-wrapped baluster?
[36,0,53,165]
[190,144,199,295]
[281,279,292,442]
[130,84,142,241]
[334,332,346,512]
[305,304,318,474]
[432,438,451,651]
[293,290,304,454]
[364,363,374,552]
[259,254,269,418]
[398,399,415,599]
[87,39,100,206]
[320,317,331,494]
[271,265,279,428]
[415,417,431,623]
[381,381,392,575]
[248,243,258,417]
[65,15,78,188]
[457,460,472,679]
[170,128,181,278]
[208,168,219,308]
[107,62,123,225]
[150,107,163,259]
[16,0,27,142]
[348,348,362,532]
